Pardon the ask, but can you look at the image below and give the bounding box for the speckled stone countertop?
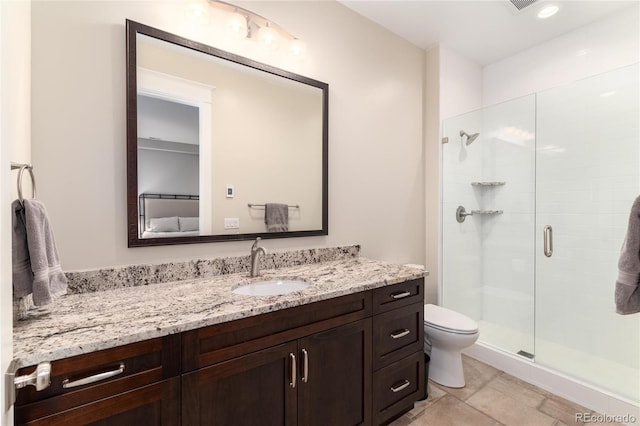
[13,257,425,368]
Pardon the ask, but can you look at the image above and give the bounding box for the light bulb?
[227,11,247,39]
[537,5,559,19]
[258,23,278,49]
[289,39,306,56]
[184,1,209,24]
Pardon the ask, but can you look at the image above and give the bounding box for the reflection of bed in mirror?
[139,193,200,238]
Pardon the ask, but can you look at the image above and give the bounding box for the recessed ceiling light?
[537,5,559,19]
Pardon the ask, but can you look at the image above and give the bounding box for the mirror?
[126,20,328,247]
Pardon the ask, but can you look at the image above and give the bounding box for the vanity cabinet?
[183,320,371,426]
[15,278,425,426]
[371,279,425,425]
[14,334,181,426]
[182,291,372,426]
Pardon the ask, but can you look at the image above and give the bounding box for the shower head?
[460,130,480,145]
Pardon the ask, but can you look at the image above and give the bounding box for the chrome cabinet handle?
[544,225,553,257]
[14,362,51,392]
[390,291,411,300]
[62,363,125,389]
[289,353,296,388]
[390,329,411,339]
[301,349,309,383]
[390,379,410,393]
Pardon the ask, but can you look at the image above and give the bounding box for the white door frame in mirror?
[137,67,214,234]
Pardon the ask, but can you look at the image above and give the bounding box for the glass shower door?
[535,64,640,401]
[442,95,536,358]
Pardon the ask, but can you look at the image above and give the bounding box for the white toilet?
[424,304,479,388]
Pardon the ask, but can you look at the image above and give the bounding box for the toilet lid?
[424,304,478,333]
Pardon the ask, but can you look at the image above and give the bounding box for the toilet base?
[428,346,465,388]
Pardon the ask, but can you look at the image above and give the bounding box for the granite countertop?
[13,257,425,368]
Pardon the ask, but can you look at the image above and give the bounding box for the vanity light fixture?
[289,38,306,56]
[257,22,278,48]
[537,4,559,19]
[227,10,248,39]
[208,0,304,55]
[185,1,210,25]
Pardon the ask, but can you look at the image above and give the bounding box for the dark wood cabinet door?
[297,319,372,426]
[16,378,180,426]
[182,341,298,426]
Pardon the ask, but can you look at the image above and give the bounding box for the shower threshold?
[517,350,535,360]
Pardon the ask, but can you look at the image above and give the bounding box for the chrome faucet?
[250,237,267,277]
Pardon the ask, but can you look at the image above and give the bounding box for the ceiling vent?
[508,0,539,11]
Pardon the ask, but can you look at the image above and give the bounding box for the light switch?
[224,218,240,229]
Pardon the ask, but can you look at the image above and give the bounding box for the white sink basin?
[233,279,309,296]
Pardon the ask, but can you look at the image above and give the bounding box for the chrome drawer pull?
[390,379,410,393]
[390,291,411,300]
[301,349,309,383]
[289,353,296,388]
[390,329,411,339]
[62,363,125,389]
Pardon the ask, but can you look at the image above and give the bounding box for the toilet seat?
[424,304,478,335]
[426,322,478,335]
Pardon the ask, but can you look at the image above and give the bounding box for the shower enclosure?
[441,63,639,404]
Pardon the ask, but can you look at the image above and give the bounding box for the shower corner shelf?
[455,206,503,223]
[471,181,506,187]
[471,210,503,215]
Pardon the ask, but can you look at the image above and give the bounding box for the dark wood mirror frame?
[126,20,328,247]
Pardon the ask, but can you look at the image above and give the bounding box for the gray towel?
[12,199,67,306]
[615,195,640,315]
[265,203,288,232]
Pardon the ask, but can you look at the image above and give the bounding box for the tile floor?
[390,355,624,426]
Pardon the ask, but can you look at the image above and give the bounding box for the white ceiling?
[338,0,638,65]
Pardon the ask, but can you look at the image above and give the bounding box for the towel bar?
[248,203,300,209]
[10,162,36,204]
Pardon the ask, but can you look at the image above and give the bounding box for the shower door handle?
[543,225,553,257]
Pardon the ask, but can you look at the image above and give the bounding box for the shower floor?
[477,320,639,403]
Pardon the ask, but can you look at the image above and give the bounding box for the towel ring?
[11,163,36,204]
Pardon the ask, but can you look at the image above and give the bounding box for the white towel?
[12,199,67,306]
[615,195,640,315]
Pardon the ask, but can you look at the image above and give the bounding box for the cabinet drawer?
[372,351,424,426]
[16,378,180,426]
[373,302,423,370]
[15,334,181,424]
[372,279,424,314]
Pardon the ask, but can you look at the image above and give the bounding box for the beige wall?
[423,45,483,304]
[30,1,425,270]
[423,47,440,304]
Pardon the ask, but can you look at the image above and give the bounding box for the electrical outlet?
[224,218,240,229]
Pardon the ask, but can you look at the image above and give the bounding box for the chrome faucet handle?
[251,237,262,252]
[250,237,266,278]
